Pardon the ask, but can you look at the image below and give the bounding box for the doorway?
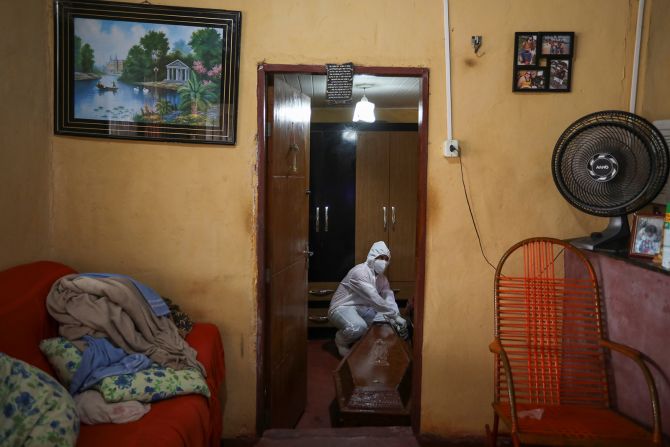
[256,64,429,434]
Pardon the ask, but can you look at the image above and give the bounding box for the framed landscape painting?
[54,0,241,144]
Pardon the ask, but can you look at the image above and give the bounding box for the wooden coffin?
[332,323,412,426]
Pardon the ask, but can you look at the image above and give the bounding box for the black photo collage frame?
[513,32,574,92]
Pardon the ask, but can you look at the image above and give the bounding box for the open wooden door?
[264,76,311,428]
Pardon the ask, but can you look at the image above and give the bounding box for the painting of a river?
[75,74,182,122]
[56,1,240,143]
[72,17,223,127]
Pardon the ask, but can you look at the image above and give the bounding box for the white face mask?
[373,260,388,274]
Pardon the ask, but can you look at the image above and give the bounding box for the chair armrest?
[489,338,519,432]
[599,338,662,444]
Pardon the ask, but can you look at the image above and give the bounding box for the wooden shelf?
[581,249,670,276]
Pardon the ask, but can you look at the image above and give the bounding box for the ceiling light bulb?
[353,95,375,123]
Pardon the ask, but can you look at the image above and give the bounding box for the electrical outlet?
[443,139,459,157]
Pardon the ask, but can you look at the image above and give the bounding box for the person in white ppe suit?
[328,241,409,357]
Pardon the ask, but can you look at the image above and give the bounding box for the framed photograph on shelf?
[629,213,664,258]
[54,0,241,144]
[513,31,574,93]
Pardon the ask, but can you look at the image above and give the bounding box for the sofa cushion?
[38,337,81,388]
[0,353,79,447]
[98,367,210,403]
[40,337,210,403]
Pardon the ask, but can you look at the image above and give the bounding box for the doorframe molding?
[256,63,429,435]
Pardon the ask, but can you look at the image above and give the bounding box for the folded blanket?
[47,274,205,376]
[81,273,170,317]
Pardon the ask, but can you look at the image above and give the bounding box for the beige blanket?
[46,274,205,376]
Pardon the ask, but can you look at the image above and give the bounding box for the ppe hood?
[366,241,391,268]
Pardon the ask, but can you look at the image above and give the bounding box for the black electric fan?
[552,110,670,252]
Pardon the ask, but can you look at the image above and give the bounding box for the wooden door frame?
[256,63,429,435]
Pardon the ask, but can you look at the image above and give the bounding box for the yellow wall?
[421,0,639,434]
[49,0,448,436]
[0,0,51,269]
[2,0,665,439]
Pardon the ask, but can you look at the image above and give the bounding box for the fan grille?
[552,111,669,216]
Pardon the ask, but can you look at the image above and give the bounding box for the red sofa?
[0,261,225,447]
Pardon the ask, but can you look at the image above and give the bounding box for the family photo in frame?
[54,0,241,144]
[629,213,665,258]
[541,34,572,55]
[516,70,545,90]
[513,31,573,92]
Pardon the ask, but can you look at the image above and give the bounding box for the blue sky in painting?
[74,18,222,66]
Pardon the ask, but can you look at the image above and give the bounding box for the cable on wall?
[459,157,497,270]
[444,0,493,269]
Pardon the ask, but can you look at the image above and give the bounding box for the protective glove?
[393,315,409,340]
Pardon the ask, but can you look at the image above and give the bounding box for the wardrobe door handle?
[324,206,329,232]
[315,206,320,233]
[391,206,396,229]
[383,206,387,231]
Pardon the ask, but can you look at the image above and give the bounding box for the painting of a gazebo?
[55,0,241,144]
[165,60,190,84]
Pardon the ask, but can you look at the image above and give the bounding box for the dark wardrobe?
[307,123,418,332]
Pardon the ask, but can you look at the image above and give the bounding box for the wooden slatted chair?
[486,237,662,447]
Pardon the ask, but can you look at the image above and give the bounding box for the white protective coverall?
[328,241,407,356]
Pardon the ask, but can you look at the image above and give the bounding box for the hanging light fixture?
[353,87,375,123]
